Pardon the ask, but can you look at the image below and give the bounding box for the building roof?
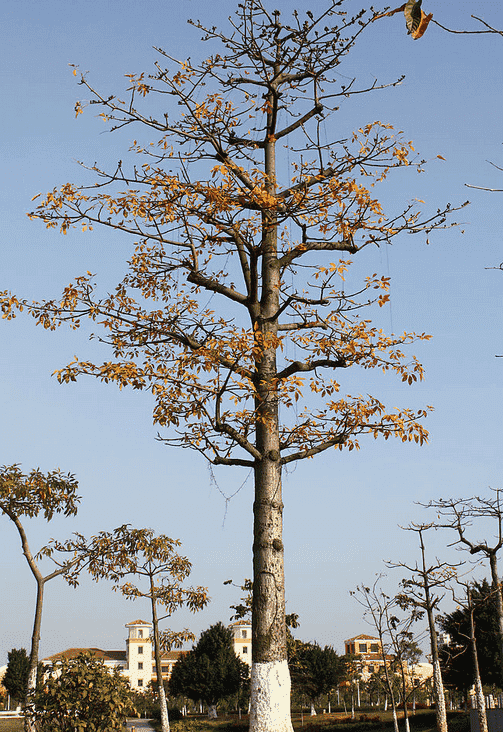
[344,634,379,643]
[125,619,152,627]
[159,650,186,661]
[229,619,251,627]
[42,648,127,663]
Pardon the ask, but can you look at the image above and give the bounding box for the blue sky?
[1,0,503,667]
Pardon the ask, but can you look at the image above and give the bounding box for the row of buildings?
[36,625,432,691]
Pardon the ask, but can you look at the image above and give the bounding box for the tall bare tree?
[1,3,466,730]
[353,577,425,732]
[389,524,460,732]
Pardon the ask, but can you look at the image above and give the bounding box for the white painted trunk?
[310,702,316,716]
[474,675,488,732]
[208,705,218,719]
[250,660,293,732]
[158,683,170,732]
[432,659,448,732]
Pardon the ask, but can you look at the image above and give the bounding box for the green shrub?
[30,651,136,731]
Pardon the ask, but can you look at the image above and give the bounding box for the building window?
[370,644,379,653]
[138,662,143,670]
[242,630,247,638]
[368,665,374,674]
[138,629,143,638]
[161,666,169,674]
[243,646,248,654]
[138,679,143,687]
[138,646,143,654]
[358,643,367,653]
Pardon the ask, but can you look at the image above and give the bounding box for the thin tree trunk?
[399,666,410,732]
[150,576,170,732]
[468,589,488,732]
[419,535,447,732]
[488,553,503,660]
[381,658,399,732]
[25,577,44,732]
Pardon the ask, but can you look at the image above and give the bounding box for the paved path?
[125,719,156,730]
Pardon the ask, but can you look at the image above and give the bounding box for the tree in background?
[422,490,503,660]
[31,651,135,732]
[2,649,29,709]
[169,622,249,718]
[53,525,208,732]
[390,524,460,732]
[0,464,81,731]
[440,579,503,702]
[0,2,466,729]
[353,578,425,732]
[290,642,343,716]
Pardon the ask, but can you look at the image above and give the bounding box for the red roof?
[42,648,126,663]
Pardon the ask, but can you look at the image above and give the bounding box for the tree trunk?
[310,701,316,716]
[208,705,218,719]
[150,578,170,732]
[391,705,399,732]
[469,589,488,732]
[250,87,292,732]
[488,553,503,661]
[25,577,44,732]
[420,535,447,732]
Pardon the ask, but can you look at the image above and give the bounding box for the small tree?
[55,525,209,732]
[353,579,413,732]
[169,622,249,718]
[3,649,29,709]
[0,464,81,731]
[31,651,135,731]
[290,642,343,716]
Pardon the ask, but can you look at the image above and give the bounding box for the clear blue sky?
[1,0,503,667]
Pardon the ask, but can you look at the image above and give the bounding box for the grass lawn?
[0,710,471,732]
[148,710,470,732]
[0,720,24,732]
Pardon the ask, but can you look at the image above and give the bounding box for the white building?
[42,618,252,690]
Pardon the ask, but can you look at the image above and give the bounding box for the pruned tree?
[389,523,460,732]
[0,464,81,731]
[0,3,466,730]
[168,622,249,718]
[422,489,503,659]
[54,525,209,732]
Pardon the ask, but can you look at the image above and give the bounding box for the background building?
[42,618,252,690]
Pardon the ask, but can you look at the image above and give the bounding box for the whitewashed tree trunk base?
[250,660,293,732]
